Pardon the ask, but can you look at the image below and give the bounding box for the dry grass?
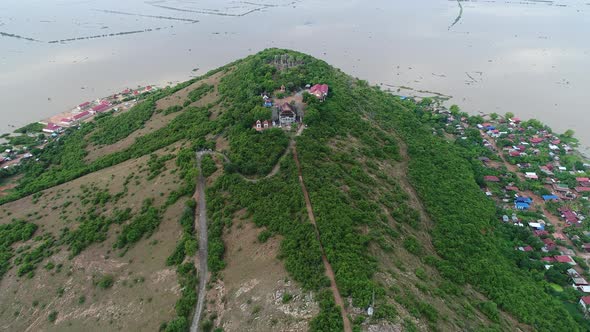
[84,71,224,164]
[0,144,189,331]
[204,213,318,332]
[156,71,225,111]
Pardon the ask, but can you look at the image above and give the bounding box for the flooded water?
[1,0,589,151]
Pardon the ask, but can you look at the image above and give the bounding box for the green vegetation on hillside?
[228,128,288,176]
[14,122,44,134]
[0,220,37,279]
[91,100,156,145]
[187,83,214,103]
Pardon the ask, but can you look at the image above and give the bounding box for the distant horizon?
[1,0,589,152]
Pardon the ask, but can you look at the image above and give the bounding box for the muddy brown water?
[1,0,589,152]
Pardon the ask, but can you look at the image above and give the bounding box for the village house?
[517,245,533,252]
[515,196,533,210]
[72,110,92,122]
[573,277,588,287]
[60,117,74,127]
[262,94,273,107]
[534,230,549,237]
[528,221,545,230]
[91,102,111,113]
[579,296,590,312]
[275,102,298,126]
[542,195,559,202]
[542,238,556,251]
[559,207,579,224]
[509,150,521,157]
[253,120,271,132]
[553,183,571,194]
[42,123,63,134]
[541,256,556,263]
[77,101,91,111]
[309,84,329,101]
[568,268,580,278]
[554,255,576,265]
[484,175,500,182]
[540,166,554,176]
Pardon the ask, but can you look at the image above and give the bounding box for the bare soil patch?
[205,217,317,332]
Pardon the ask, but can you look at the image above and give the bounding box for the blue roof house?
[542,195,559,201]
[515,197,533,204]
[515,202,530,210]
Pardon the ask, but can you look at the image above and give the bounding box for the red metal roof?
[45,123,61,130]
[310,84,329,96]
[562,210,578,223]
[541,256,555,262]
[73,111,90,120]
[582,296,590,305]
[576,187,590,193]
[78,101,91,108]
[92,103,110,113]
[484,175,500,182]
[554,255,574,263]
[530,137,544,144]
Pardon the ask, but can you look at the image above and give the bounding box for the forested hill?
[0,49,588,331]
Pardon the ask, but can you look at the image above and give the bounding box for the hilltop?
[0,49,589,332]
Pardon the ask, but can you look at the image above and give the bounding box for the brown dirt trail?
[292,144,352,332]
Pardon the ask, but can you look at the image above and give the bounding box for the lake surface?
[1,0,589,151]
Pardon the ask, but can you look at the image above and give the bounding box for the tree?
[505,112,515,120]
[420,97,433,106]
[304,107,320,125]
[450,105,460,115]
[165,317,188,332]
[490,113,499,120]
[564,129,575,138]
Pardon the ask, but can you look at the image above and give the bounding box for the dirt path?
[191,151,211,332]
[292,143,352,332]
[190,125,305,330]
[240,125,304,183]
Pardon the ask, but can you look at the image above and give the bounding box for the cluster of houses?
[253,83,329,131]
[41,86,156,134]
[42,99,113,134]
[421,104,590,314]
